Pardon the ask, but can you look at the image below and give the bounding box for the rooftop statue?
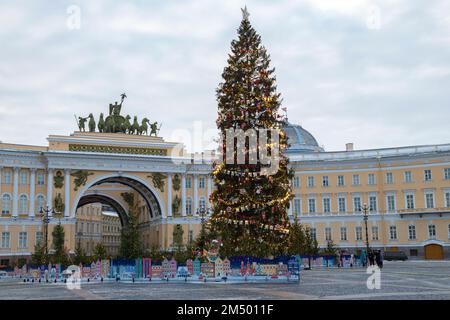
[74,93,161,136]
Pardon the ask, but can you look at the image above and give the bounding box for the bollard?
[87,278,90,282]
[23,279,26,283]
[39,278,41,283]
[101,277,103,282]
[32,279,34,283]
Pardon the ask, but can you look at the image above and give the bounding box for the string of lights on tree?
[209,7,294,257]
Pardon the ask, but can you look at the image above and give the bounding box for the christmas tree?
[209,7,293,257]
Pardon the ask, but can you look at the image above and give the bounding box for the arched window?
[19,194,28,214]
[186,198,192,215]
[199,197,206,210]
[2,194,11,214]
[36,195,45,214]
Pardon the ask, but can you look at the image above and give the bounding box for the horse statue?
[105,114,116,133]
[150,121,161,137]
[139,118,151,135]
[130,116,140,135]
[122,115,131,134]
[98,113,105,132]
[88,113,96,132]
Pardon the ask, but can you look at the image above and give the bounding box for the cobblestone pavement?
[1,260,450,300]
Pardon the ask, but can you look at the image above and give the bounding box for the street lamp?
[195,206,211,255]
[39,206,55,256]
[362,203,370,265]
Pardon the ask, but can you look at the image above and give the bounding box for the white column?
[29,169,36,217]
[12,167,19,217]
[207,176,212,211]
[181,174,187,216]
[288,200,293,216]
[167,174,172,217]
[64,169,70,217]
[0,167,3,199]
[47,169,53,216]
[193,174,198,215]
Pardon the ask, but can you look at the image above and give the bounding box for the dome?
[283,121,324,153]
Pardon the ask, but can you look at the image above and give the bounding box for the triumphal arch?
[0,96,213,260]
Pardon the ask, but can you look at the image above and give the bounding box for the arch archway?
[71,173,165,219]
[77,194,128,226]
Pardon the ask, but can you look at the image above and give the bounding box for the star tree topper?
[241,6,250,20]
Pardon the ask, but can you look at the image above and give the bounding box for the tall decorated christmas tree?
[209,8,293,257]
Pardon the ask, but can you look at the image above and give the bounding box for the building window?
[19,171,29,185]
[386,172,393,184]
[448,224,450,239]
[408,225,416,240]
[425,193,435,209]
[307,176,315,188]
[410,249,418,256]
[322,176,329,187]
[80,222,84,233]
[446,192,450,207]
[292,177,300,188]
[2,170,12,184]
[1,232,10,248]
[199,177,205,189]
[353,196,362,213]
[352,174,360,186]
[19,195,28,214]
[325,227,332,241]
[369,196,377,212]
[310,228,317,241]
[36,195,45,213]
[186,198,192,215]
[340,227,347,241]
[428,224,436,239]
[445,168,450,180]
[368,173,375,185]
[389,226,397,240]
[323,198,331,213]
[188,230,193,243]
[2,194,11,214]
[385,195,395,212]
[185,177,192,188]
[337,175,345,186]
[37,172,45,185]
[355,227,362,241]
[338,197,346,213]
[404,171,412,183]
[18,232,27,248]
[293,198,301,215]
[199,197,206,210]
[424,169,432,181]
[36,232,43,245]
[372,226,379,241]
[406,194,415,209]
[308,198,316,213]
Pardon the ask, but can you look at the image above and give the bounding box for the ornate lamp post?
[40,206,55,256]
[362,203,370,264]
[196,206,211,255]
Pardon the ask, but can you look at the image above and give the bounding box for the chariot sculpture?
[75,93,162,136]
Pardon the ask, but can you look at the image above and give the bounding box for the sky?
[1,0,450,152]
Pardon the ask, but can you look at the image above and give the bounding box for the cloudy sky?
[1,0,450,152]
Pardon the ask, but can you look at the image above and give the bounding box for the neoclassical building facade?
[1,121,449,265]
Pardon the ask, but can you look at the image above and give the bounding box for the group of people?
[367,250,384,268]
[336,249,384,268]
